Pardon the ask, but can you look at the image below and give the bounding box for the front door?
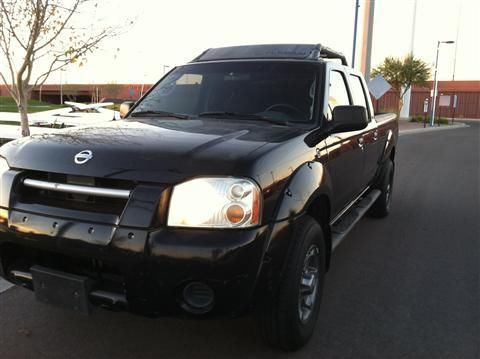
[323,69,366,217]
[324,131,366,216]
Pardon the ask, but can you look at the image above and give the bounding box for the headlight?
[167,177,261,228]
[0,157,10,208]
[0,157,9,178]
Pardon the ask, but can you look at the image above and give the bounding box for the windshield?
[130,61,319,124]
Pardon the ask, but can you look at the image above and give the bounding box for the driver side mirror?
[304,105,368,147]
[119,101,135,119]
[330,105,368,133]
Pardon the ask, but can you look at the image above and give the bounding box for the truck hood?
[1,119,305,183]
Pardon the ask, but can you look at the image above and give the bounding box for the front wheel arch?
[256,215,326,351]
[368,159,394,218]
[306,194,332,270]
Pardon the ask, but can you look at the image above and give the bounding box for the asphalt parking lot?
[0,121,479,358]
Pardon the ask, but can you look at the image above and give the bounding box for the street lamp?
[59,68,66,105]
[430,40,455,127]
[140,73,147,97]
[351,0,360,67]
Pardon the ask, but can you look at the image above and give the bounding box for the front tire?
[257,216,326,351]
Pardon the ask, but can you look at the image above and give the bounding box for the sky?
[24,0,480,84]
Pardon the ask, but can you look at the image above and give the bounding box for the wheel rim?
[298,244,320,323]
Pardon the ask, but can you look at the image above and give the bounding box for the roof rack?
[191,44,348,66]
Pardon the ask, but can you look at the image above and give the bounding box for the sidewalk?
[398,119,468,135]
[398,120,426,132]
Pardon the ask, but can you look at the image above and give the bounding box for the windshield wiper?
[197,112,290,126]
[130,110,190,119]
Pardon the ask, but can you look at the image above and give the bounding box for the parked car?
[0,44,397,351]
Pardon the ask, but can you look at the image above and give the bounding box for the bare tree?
[0,0,121,136]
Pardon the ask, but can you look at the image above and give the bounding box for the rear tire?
[257,216,326,351]
[368,159,394,218]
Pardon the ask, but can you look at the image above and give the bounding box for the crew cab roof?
[191,44,348,66]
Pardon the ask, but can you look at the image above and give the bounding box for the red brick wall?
[371,81,480,119]
[371,91,400,114]
[409,81,480,119]
[0,84,154,103]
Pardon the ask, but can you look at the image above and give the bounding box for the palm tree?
[371,55,431,118]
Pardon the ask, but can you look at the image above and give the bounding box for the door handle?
[358,137,365,150]
[373,130,379,141]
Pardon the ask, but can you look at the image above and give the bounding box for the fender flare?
[372,129,396,184]
[382,129,396,163]
[274,161,333,222]
[253,161,333,302]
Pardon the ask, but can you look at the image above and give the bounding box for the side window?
[327,70,350,121]
[349,74,371,120]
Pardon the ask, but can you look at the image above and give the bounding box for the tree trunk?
[17,90,30,137]
[397,98,404,120]
[392,87,403,120]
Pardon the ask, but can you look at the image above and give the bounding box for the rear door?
[347,73,385,186]
[323,67,366,216]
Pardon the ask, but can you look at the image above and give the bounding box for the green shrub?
[0,96,65,113]
[410,116,449,125]
[410,116,424,123]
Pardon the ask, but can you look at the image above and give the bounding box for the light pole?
[60,71,63,105]
[351,0,360,67]
[451,1,462,123]
[360,0,375,81]
[140,73,147,97]
[430,40,454,127]
[59,68,66,105]
[400,0,417,119]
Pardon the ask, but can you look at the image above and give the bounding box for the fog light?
[182,281,215,314]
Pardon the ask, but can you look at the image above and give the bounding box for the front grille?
[16,171,135,216]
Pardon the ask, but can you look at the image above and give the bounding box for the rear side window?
[349,74,370,119]
[327,71,350,121]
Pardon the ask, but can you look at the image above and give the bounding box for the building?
[0,84,152,104]
[372,81,480,119]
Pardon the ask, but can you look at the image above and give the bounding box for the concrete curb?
[0,278,13,294]
[399,122,468,136]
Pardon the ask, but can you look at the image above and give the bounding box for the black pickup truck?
[0,44,397,351]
